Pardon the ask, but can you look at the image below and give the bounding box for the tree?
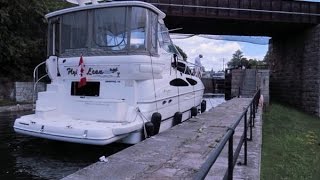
[227,50,246,68]
[0,0,71,81]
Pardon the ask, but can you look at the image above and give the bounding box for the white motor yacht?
[14,0,205,145]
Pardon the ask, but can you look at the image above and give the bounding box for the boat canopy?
[47,2,165,57]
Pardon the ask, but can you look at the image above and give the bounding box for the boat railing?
[175,60,204,78]
[33,61,48,108]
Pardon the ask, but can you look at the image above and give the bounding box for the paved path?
[62,98,262,180]
[0,104,33,112]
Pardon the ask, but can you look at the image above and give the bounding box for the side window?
[186,78,197,86]
[159,24,173,53]
[149,11,158,54]
[158,24,181,58]
[170,78,189,87]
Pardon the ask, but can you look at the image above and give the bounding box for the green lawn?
[261,103,320,180]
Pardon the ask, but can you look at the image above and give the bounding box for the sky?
[172,36,269,72]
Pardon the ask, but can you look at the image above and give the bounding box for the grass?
[261,103,320,180]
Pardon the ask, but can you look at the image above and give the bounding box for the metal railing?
[194,89,261,180]
[172,58,204,78]
[32,61,48,107]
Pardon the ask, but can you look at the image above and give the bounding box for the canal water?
[0,97,225,180]
[0,111,130,180]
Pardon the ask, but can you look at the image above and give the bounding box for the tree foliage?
[0,0,71,81]
[227,49,266,69]
[227,50,246,68]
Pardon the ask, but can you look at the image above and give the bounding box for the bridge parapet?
[144,0,320,24]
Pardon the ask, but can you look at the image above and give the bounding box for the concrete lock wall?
[15,82,46,103]
[230,69,269,106]
[267,25,320,116]
[231,69,245,97]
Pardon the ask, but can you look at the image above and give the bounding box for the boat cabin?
[46,1,181,58]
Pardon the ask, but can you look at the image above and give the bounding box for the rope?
[149,54,158,111]
[136,107,149,139]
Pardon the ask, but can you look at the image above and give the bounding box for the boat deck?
[62,98,262,179]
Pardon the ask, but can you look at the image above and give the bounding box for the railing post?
[248,103,253,141]
[228,132,234,180]
[252,99,256,127]
[244,111,247,165]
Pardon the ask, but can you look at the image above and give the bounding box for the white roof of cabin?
[45,1,166,19]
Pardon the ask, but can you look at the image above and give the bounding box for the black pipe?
[228,133,234,180]
[193,130,234,180]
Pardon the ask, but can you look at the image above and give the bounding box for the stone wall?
[267,25,320,116]
[15,82,46,103]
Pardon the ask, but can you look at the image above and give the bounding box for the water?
[0,97,225,180]
[0,111,130,180]
[204,95,226,111]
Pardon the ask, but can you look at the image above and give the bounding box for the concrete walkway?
[62,98,262,180]
[0,104,33,113]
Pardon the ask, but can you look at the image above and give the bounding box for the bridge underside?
[164,17,314,36]
[143,0,320,36]
[142,0,320,116]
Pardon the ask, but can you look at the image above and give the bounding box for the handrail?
[194,89,261,180]
[32,61,47,108]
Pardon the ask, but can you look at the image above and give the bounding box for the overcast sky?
[172,36,269,72]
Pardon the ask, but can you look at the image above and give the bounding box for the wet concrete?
[63,98,261,180]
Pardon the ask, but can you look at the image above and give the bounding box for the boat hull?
[14,103,201,145]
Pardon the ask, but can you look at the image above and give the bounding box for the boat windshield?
[48,6,158,57]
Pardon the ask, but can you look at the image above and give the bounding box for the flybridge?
[67,0,113,6]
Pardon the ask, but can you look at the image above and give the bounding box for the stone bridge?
[143,0,320,116]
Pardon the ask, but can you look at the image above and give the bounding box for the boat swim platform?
[62,98,262,180]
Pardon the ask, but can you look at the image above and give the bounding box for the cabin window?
[170,78,189,87]
[49,6,160,57]
[61,11,88,54]
[94,7,128,50]
[186,78,197,86]
[71,82,100,96]
[130,7,146,50]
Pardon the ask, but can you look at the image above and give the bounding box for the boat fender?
[173,112,182,126]
[151,112,162,135]
[145,122,154,137]
[201,100,207,113]
[191,107,198,117]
